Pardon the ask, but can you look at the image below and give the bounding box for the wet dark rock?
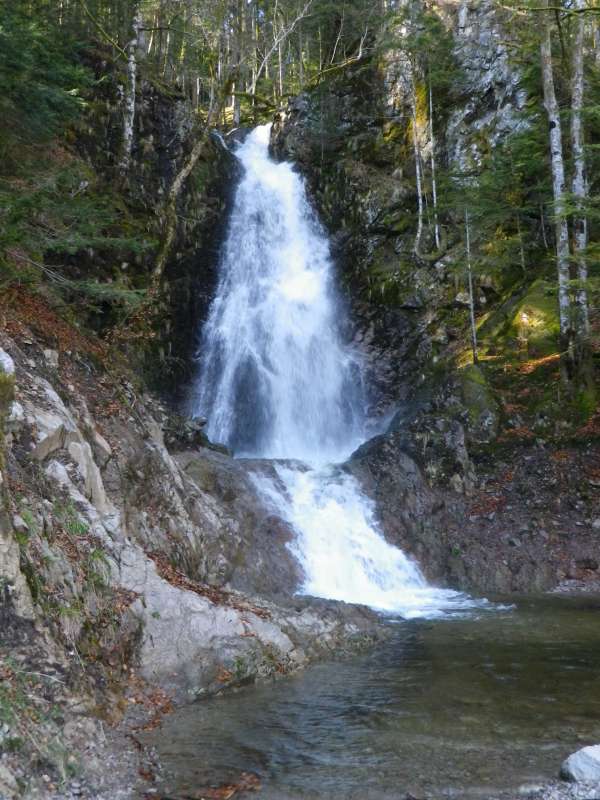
[163,414,231,455]
[576,558,599,572]
[348,432,449,584]
[226,126,253,146]
[173,449,304,599]
[76,53,243,404]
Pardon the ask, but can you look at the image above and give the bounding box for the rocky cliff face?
[271,1,525,403]
[71,51,241,402]
[0,317,384,674]
[272,0,600,597]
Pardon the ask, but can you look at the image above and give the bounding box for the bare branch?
[250,0,314,95]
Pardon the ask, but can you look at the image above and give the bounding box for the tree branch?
[81,0,127,59]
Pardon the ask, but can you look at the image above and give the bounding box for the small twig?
[15,669,66,685]
[6,251,70,285]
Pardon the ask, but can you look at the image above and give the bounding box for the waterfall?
[191,124,475,619]
[190,124,364,463]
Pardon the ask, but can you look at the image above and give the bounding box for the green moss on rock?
[506,280,560,358]
[458,364,500,443]
[0,371,15,460]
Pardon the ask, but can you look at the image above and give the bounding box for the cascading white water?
[190,124,364,463]
[191,124,475,618]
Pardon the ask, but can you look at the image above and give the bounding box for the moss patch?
[458,364,500,442]
[505,280,560,358]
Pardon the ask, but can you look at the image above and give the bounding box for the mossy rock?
[0,372,14,418]
[501,280,559,358]
[458,364,500,443]
[479,280,560,357]
[0,370,15,458]
[382,120,406,143]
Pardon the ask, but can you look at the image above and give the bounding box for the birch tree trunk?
[409,68,424,257]
[570,0,590,340]
[428,77,441,250]
[540,5,575,377]
[298,27,304,87]
[278,41,284,97]
[119,3,142,175]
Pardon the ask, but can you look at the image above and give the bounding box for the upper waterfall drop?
[190,123,365,464]
[191,124,478,619]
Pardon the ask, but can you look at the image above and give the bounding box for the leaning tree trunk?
[570,0,591,340]
[150,136,212,291]
[119,3,142,175]
[540,5,575,379]
[149,80,231,292]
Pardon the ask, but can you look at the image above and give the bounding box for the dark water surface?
[145,597,600,799]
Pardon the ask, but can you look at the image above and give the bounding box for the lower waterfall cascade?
[191,124,476,618]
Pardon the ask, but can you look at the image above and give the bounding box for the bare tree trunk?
[318,26,323,72]
[540,5,574,376]
[298,27,304,87]
[570,0,590,340]
[147,10,157,56]
[465,209,478,365]
[540,202,550,250]
[119,3,142,176]
[330,10,344,64]
[233,0,243,126]
[278,41,284,97]
[409,68,423,257]
[232,83,241,125]
[428,77,440,250]
[163,30,170,77]
[249,0,258,118]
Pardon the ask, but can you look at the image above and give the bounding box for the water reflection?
[144,596,600,799]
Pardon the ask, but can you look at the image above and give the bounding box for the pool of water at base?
[142,596,600,800]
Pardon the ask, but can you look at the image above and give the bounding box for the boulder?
[561,745,600,783]
[22,379,80,461]
[117,542,383,702]
[458,364,500,444]
[0,349,15,376]
[0,764,18,799]
[177,451,304,597]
